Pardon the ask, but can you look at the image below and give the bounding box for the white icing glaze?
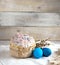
[11,32,35,48]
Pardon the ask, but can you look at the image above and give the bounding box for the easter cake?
[10,32,36,58]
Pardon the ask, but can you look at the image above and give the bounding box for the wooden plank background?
[0,26,60,41]
[0,12,60,40]
[0,12,60,26]
[0,0,60,12]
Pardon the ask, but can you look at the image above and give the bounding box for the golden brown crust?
[10,43,36,58]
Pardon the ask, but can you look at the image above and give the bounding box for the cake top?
[11,32,35,48]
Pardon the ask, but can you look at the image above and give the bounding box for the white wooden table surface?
[0,41,60,65]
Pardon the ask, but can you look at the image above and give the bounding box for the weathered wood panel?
[0,26,60,41]
[0,12,60,26]
[0,0,60,12]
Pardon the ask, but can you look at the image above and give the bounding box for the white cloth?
[0,41,60,65]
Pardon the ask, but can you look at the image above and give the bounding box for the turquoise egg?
[33,48,43,59]
[42,48,52,57]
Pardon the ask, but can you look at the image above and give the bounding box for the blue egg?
[42,48,52,57]
[33,48,43,59]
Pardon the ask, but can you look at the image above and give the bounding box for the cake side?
[10,32,36,58]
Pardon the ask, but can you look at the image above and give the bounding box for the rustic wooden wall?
[0,12,60,41]
[0,0,60,12]
[0,12,60,26]
[0,26,60,41]
[0,0,60,40]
